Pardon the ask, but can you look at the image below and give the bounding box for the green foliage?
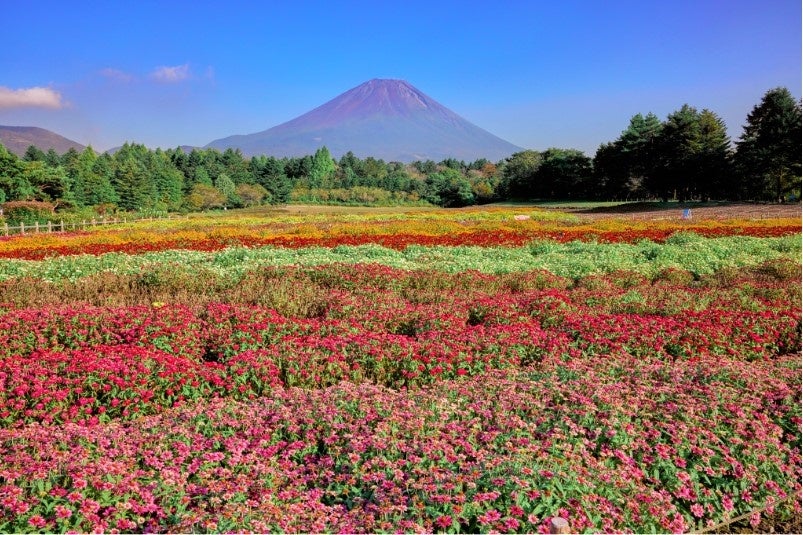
[501,150,542,198]
[424,168,475,207]
[309,146,336,188]
[186,184,226,210]
[215,172,236,205]
[735,87,802,201]
[252,156,292,204]
[235,183,268,206]
[1,200,55,225]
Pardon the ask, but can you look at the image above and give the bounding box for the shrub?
[0,200,55,226]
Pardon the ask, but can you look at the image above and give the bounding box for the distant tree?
[23,145,46,162]
[696,109,732,200]
[735,87,802,201]
[221,148,251,184]
[25,161,71,203]
[500,150,542,198]
[252,156,292,204]
[235,183,268,206]
[649,104,702,201]
[113,156,154,210]
[193,166,212,187]
[186,184,226,210]
[86,153,119,206]
[413,160,437,175]
[150,150,184,210]
[309,146,336,188]
[215,172,236,205]
[424,168,475,207]
[536,148,592,199]
[0,144,35,201]
[44,149,61,167]
[362,157,388,184]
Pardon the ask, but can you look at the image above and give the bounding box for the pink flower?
[478,509,502,525]
[722,494,734,512]
[55,505,72,519]
[434,515,452,530]
[28,515,47,529]
[749,511,761,528]
[690,503,704,518]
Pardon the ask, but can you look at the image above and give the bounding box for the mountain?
[0,126,86,156]
[206,79,522,162]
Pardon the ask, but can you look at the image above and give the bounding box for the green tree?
[113,156,154,210]
[735,87,802,201]
[186,184,226,210]
[215,172,236,205]
[235,183,269,206]
[25,161,71,203]
[252,156,292,204]
[649,104,702,201]
[22,145,46,162]
[0,144,35,201]
[85,154,120,207]
[536,148,592,199]
[696,109,732,200]
[500,150,542,198]
[424,168,475,207]
[150,150,184,210]
[309,146,336,188]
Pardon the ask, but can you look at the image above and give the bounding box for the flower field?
[0,206,800,533]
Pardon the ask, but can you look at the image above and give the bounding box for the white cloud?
[150,64,190,83]
[100,68,134,82]
[0,86,64,109]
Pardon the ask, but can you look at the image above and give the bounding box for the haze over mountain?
[206,79,522,162]
[0,126,86,157]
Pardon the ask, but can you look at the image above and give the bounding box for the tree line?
[0,87,799,217]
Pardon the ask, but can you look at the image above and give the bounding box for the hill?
[0,125,86,156]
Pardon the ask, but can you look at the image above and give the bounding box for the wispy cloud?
[150,64,191,83]
[0,86,64,109]
[100,67,134,83]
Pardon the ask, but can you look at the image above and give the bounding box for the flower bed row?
[0,233,799,283]
[0,213,798,260]
[1,264,799,427]
[0,360,799,533]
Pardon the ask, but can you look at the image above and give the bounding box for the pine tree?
[735,87,802,201]
[696,110,732,200]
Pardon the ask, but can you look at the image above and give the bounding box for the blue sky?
[0,0,799,157]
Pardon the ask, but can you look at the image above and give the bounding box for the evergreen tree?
[85,154,119,206]
[735,87,802,201]
[0,144,35,200]
[696,109,732,200]
[150,150,184,210]
[252,156,292,204]
[22,145,46,162]
[113,156,153,210]
[649,104,702,201]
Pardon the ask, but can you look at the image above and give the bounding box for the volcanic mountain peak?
[206,79,522,162]
[283,78,455,129]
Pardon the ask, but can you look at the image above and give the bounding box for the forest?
[0,87,799,224]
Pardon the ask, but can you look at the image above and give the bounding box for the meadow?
[0,205,800,533]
